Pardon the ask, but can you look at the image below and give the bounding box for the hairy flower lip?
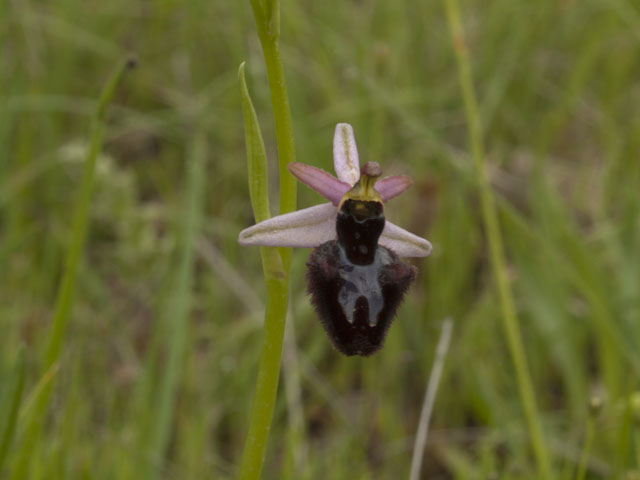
[238,123,433,258]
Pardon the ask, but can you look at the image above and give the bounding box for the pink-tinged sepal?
[379,221,433,258]
[287,162,351,206]
[333,123,360,185]
[238,203,337,248]
[375,175,413,202]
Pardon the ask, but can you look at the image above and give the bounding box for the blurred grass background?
[1,0,640,478]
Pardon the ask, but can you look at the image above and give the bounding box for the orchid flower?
[238,123,433,258]
[239,123,432,356]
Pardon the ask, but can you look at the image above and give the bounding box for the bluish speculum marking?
[336,244,391,326]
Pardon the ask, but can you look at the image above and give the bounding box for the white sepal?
[379,220,433,258]
[238,202,337,248]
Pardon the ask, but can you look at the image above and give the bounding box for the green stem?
[45,57,136,368]
[441,2,551,477]
[10,57,135,479]
[0,347,26,473]
[261,39,297,215]
[249,0,297,270]
[636,428,640,472]
[237,1,297,476]
[238,273,289,480]
[575,414,595,480]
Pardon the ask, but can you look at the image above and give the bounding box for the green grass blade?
[140,126,208,480]
[0,346,26,473]
[440,1,551,477]
[9,57,135,480]
[43,57,136,369]
[239,63,272,226]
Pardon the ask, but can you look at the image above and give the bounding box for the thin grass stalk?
[575,399,599,480]
[409,318,454,480]
[282,318,308,479]
[440,2,551,477]
[636,430,640,473]
[0,347,26,472]
[141,127,208,479]
[9,57,135,479]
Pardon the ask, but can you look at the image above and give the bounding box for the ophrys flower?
[239,123,432,355]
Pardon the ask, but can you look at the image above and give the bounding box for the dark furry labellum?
[306,198,417,356]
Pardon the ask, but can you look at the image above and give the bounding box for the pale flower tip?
[380,221,433,258]
[237,228,255,246]
[335,123,353,138]
[420,239,434,257]
[333,123,360,186]
[237,234,249,246]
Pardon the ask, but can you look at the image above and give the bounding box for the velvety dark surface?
[336,199,385,265]
[306,241,417,356]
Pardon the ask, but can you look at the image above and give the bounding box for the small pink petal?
[375,175,413,202]
[333,123,360,186]
[238,203,337,248]
[288,162,351,206]
[379,221,432,257]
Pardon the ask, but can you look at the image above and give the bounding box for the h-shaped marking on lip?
[337,246,386,326]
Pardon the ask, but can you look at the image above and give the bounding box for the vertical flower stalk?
[249,0,297,248]
[441,1,552,477]
[237,0,296,477]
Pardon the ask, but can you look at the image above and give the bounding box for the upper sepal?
[333,123,360,185]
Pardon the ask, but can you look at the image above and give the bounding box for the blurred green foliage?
[1,0,640,478]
